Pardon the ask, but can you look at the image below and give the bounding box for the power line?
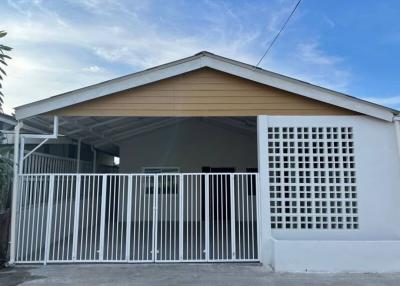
[255,0,303,67]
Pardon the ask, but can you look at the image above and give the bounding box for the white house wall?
[257,115,400,272]
[119,118,257,173]
[268,115,400,241]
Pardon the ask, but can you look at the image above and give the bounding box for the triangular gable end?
[15,52,396,121]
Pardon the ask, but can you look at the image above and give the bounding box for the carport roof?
[14,51,398,121]
[22,116,257,156]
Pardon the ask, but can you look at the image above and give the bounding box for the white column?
[9,121,23,264]
[394,119,400,160]
[18,137,25,174]
[257,115,274,268]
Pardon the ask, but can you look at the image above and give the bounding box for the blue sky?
[1,0,400,114]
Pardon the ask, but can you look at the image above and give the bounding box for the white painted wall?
[259,115,400,272]
[267,116,400,241]
[273,240,400,272]
[119,119,257,173]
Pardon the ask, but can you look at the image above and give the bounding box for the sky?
[1,0,400,115]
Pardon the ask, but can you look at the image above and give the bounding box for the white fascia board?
[15,56,205,120]
[202,56,394,122]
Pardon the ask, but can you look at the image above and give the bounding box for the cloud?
[297,42,341,66]
[82,65,102,72]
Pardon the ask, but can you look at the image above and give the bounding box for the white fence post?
[204,174,210,262]
[72,175,81,261]
[125,175,133,261]
[99,175,107,261]
[44,175,55,265]
[178,174,184,261]
[230,174,236,259]
[257,115,273,268]
[152,174,159,262]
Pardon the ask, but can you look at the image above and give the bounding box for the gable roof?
[14,51,398,121]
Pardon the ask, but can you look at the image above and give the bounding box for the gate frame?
[14,172,260,265]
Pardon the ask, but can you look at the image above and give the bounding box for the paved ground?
[1,264,400,286]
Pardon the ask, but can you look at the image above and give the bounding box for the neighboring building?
[7,52,400,272]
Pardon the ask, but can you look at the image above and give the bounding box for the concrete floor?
[1,264,400,286]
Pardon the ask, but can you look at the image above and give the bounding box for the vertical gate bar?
[44,175,55,265]
[174,175,178,260]
[169,176,172,260]
[111,176,116,260]
[186,176,189,259]
[199,175,203,260]
[99,175,107,261]
[195,175,198,260]
[138,176,143,260]
[224,175,228,259]
[237,176,242,259]
[106,176,112,260]
[179,174,183,261]
[241,175,245,259]
[132,177,138,261]
[21,176,29,261]
[94,176,99,260]
[230,174,236,260]
[89,176,94,260]
[80,175,89,260]
[61,176,67,260]
[39,176,45,261]
[31,176,38,261]
[26,176,33,261]
[72,175,81,261]
[120,177,125,260]
[216,175,220,260]
[58,176,64,260]
[126,175,133,261]
[245,175,250,260]
[205,174,209,261]
[66,176,73,259]
[160,175,164,260]
[190,175,193,260]
[152,174,158,262]
[250,174,255,259]
[147,175,152,261]
[256,173,260,259]
[164,175,167,260]
[52,176,59,261]
[16,175,24,262]
[116,176,121,260]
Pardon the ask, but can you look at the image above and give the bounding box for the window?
[268,127,358,230]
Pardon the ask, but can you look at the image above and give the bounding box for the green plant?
[0,145,12,211]
[0,30,12,113]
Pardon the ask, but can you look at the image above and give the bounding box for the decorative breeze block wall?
[268,126,358,230]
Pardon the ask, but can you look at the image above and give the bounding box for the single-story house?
[7,51,400,272]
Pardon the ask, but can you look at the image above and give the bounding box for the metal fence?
[23,152,93,174]
[15,173,259,264]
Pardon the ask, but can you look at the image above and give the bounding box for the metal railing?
[15,173,259,264]
[23,152,93,174]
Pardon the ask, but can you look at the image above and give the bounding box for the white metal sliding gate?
[15,173,259,264]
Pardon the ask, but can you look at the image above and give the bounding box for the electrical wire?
[255,0,303,67]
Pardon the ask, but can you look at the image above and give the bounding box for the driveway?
[1,264,400,286]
